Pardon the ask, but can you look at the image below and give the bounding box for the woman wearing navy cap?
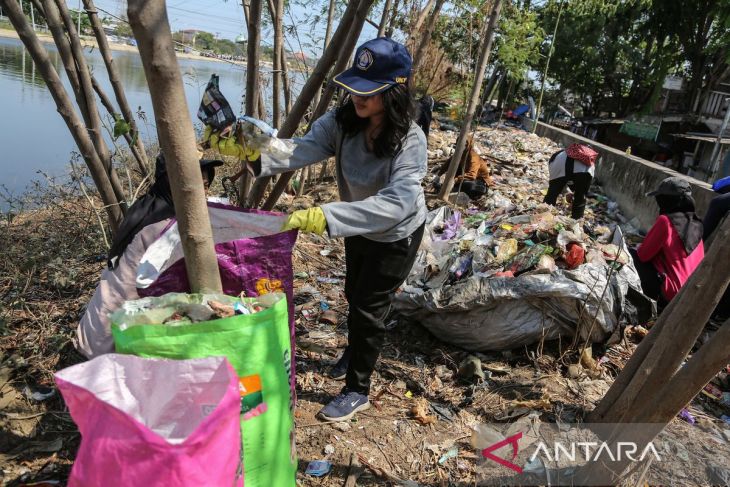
[251,37,427,421]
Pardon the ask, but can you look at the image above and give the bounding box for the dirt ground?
[1,125,729,486]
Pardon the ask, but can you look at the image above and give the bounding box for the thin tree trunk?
[296,167,308,196]
[241,0,263,205]
[475,67,500,121]
[409,0,436,48]
[385,0,401,37]
[53,0,127,207]
[377,0,392,36]
[91,76,148,176]
[257,74,266,119]
[1,0,123,232]
[312,2,369,121]
[439,0,502,199]
[424,48,445,94]
[303,0,337,194]
[39,0,85,123]
[260,0,372,210]
[271,0,283,128]
[310,0,337,115]
[245,0,262,117]
[410,0,446,79]
[83,0,148,173]
[128,0,222,293]
[575,219,730,485]
[281,45,292,115]
[248,0,375,208]
[588,217,730,424]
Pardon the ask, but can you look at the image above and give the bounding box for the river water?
[0,35,289,201]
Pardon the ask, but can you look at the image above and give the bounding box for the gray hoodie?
[257,110,428,242]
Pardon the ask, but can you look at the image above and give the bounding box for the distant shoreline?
[0,28,277,68]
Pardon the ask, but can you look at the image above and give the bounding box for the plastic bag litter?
[395,207,646,351]
[56,354,242,487]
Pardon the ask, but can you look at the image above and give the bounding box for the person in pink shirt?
[630,177,705,308]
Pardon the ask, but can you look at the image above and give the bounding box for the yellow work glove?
[204,125,261,161]
[281,207,327,235]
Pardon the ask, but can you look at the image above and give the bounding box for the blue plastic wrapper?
[305,460,332,477]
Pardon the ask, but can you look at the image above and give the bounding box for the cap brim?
[646,190,659,197]
[332,68,393,96]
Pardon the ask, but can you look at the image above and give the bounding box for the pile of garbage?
[396,123,652,351]
[394,204,647,351]
[110,292,273,328]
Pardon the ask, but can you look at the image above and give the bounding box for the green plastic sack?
[111,292,295,487]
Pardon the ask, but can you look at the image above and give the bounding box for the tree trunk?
[128,0,222,293]
[310,0,337,115]
[271,0,284,128]
[247,0,375,208]
[410,0,446,81]
[438,0,503,199]
[409,0,436,49]
[281,47,292,115]
[83,0,148,173]
[377,0,392,37]
[39,0,81,103]
[385,0,401,37]
[480,67,500,111]
[324,0,336,45]
[588,217,730,425]
[52,0,127,208]
[575,219,730,485]
[245,0,262,118]
[2,0,123,232]
[260,0,373,210]
[91,76,148,177]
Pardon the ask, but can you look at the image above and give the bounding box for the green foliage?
[531,0,730,117]
[69,9,92,34]
[494,4,545,83]
[112,21,134,39]
[112,116,130,139]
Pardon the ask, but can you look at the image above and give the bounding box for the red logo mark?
[481,432,523,473]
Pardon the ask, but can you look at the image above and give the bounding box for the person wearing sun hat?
[249,37,427,421]
[630,176,704,308]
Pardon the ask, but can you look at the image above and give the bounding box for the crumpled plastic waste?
[110,293,275,330]
[564,243,585,269]
[394,206,647,351]
[201,116,294,161]
[305,460,332,477]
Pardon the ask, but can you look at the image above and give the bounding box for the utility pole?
[532,0,564,133]
[709,97,730,180]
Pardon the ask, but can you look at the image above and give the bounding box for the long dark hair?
[335,84,414,158]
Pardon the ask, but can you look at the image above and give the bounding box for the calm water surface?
[0,35,291,202]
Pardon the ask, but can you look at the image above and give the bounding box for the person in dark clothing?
[630,177,704,308]
[703,177,730,319]
[703,177,730,239]
[543,143,599,219]
[415,94,434,138]
[107,154,223,269]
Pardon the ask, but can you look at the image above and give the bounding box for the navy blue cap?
[332,38,412,96]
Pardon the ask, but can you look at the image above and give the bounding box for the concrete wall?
[528,121,716,232]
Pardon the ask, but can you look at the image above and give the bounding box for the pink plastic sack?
[56,354,243,487]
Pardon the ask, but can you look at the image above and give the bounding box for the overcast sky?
[69,0,381,56]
